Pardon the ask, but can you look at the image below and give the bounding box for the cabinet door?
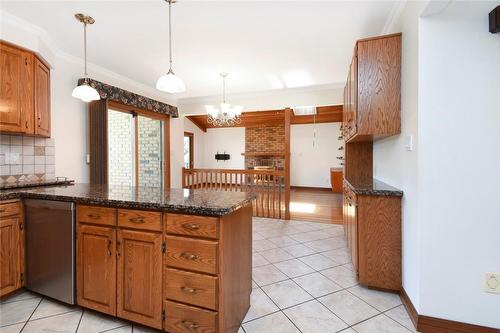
[77,224,116,315]
[0,216,22,296]
[350,51,358,136]
[0,43,24,133]
[349,200,358,273]
[34,58,50,137]
[117,229,162,329]
[21,52,35,134]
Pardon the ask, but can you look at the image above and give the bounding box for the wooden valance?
[77,78,178,117]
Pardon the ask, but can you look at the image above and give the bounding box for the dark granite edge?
[0,190,255,217]
[345,179,403,197]
[0,180,74,190]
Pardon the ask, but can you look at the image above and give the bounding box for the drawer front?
[165,268,218,310]
[164,301,217,333]
[0,201,21,218]
[77,205,116,226]
[166,214,219,239]
[166,236,218,275]
[118,209,162,232]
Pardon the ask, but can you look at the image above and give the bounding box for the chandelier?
[205,73,243,126]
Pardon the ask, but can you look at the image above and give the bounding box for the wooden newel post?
[284,107,291,220]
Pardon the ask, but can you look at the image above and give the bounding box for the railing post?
[284,107,291,220]
[182,167,186,188]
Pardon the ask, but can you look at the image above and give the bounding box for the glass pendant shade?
[156,70,186,93]
[72,82,100,102]
[204,73,243,127]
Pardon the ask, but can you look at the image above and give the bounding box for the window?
[107,102,169,188]
[183,132,194,169]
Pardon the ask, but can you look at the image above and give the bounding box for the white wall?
[373,0,426,311]
[291,123,342,188]
[417,1,500,328]
[202,128,245,170]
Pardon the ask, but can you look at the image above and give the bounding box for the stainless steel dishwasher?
[24,199,76,304]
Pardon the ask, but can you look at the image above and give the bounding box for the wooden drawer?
[166,236,218,275]
[77,205,116,226]
[166,214,219,239]
[164,301,217,333]
[165,268,218,310]
[0,201,21,218]
[118,209,161,232]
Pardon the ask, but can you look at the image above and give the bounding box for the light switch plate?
[484,273,500,293]
[404,135,413,151]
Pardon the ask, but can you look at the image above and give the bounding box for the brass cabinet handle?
[25,120,29,129]
[129,217,145,224]
[107,240,112,256]
[181,320,199,329]
[181,223,200,230]
[116,240,121,257]
[181,286,198,294]
[87,213,101,219]
[180,252,198,261]
[37,117,41,127]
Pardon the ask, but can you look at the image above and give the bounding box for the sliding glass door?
[108,103,167,188]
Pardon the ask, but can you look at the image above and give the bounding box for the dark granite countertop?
[0,179,74,190]
[0,183,255,216]
[345,179,403,197]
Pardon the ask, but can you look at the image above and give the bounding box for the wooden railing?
[182,168,290,219]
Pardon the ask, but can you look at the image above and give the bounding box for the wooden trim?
[291,186,332,192]
[186,116,207,132]
[356,32,402,44]
[400,288,500,333]
[108,101,171,188]
[184,131,194,169]
[284,108,291,220]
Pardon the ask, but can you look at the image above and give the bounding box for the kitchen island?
[0,183,254,333]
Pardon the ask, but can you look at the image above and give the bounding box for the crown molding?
[1,10,177,106]
[381,0,408,34]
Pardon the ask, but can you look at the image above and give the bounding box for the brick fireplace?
[244,125,285,169]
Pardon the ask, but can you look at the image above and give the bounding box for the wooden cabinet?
[34,57,51,137]
[76,205,164,328]
[0,200,24,297]
[330,168,343,193]
[76,224,116,315]
[117,229,163,329]
[343,181,401,291]
[342,34,401,143]
[0,41,50,137]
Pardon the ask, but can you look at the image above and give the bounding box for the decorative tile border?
[77,78,179,118]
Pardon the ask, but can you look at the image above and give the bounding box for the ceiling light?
[157,0,185,93]
[205,73,243,127]
[72,13,100,103]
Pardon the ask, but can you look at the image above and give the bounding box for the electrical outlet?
[404,135,413,151]
[484,273,500,293]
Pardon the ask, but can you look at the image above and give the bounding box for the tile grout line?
[18,296,44,332]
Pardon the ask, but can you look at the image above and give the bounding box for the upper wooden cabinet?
[0,41,51,137]
[343,33,401,142]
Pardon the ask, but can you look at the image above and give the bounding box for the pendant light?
[205,73,243,127]
[156,0,186,93]
[72,13,100,102]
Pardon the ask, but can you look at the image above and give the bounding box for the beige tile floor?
[0,217,419,333]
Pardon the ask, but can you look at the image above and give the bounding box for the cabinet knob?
[181,223,200,230]
[129,217,145,224]
[180,252,198,261]
[107,240,112,256]
[181,286,198,294]
[181,321,199,329]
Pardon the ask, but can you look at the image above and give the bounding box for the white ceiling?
[2,1,398,100]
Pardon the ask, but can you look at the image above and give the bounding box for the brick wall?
[137,116,162,187]
[108,110,133,186]
[245,125,285,169]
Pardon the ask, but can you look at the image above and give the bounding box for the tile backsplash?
[0,134,55,184]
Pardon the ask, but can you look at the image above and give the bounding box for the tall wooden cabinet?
[0,41,51,137]
[342,33,403,292]
[0,200,24,297]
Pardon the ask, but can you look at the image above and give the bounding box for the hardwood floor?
[289,187,343,224]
